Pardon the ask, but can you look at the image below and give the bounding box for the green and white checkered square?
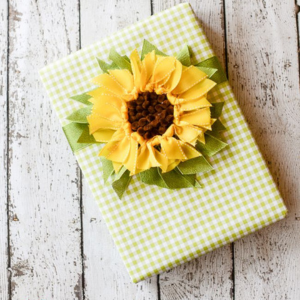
[40,3,287,283]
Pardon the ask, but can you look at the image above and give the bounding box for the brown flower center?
[127,92,174,140]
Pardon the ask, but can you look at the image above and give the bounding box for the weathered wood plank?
[0,1,9,300]
[225,0,300,299]
[152,1,233,299]
[8,0,83,298]
[80,0,158,299]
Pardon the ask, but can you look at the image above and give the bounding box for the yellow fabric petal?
[98,139,120,158]
[174,124,203,145]
[87,114,122,133]
[160,137,187,160]
[108,136,131,163]
[130,49,142,89]
[91,94,123,114]
[179,78,216,101]
[152,149,168,172]
[172,66,207,94]
[180,96,212,111]
[93,129,116,142]
[180,107,211,126]
[113,162,123,173]
[108,69,134,93]
[87,87,115,99]
[91,105,122,122]
[137,143,168,172]
[163,59,183,92]
[92,74,127,96]
[151,56,176,83]
[124,138,139,175]
[180,142,201,159]
[197,131,206,144]
[140,51,156,89]
[136,144,152,170]
[165,159,181,172]
[198,118,216,130]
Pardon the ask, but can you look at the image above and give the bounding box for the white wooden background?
[0,0,300,299]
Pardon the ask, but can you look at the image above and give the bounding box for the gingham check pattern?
[40,3,287,283]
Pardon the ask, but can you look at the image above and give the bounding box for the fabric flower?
[87,50,216,175]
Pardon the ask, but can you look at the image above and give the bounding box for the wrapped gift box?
[40,3,287,283]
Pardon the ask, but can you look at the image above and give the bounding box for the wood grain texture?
[80,0,158,299]
[152,1,233,299]
[1,0,300,299]
[0,1,9,300]
[225,0,300,299]
[8,0,83,299]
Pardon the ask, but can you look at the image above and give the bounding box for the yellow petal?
[140,51,156,89]
[99,139,120,157]
[180,97,212,111]
[172,66,207,94]
[91,104,122,122]
[124,138,139,175]
[113,162,123,173]
[174,124,203,145]
[180,142,201,159]
[179,78,216,101]
[198,118,216,130]
[197,131,206,144]
[110,128,127,141]
[92,74,127,96]
[163,59,183,92]
[151,56,176,83]
[91,94,123,112]
[165,159,180,172]
[87,87,115,99]
[152,148,168,172]
[87,114,122,133]
[108,136,131,163]
[136,144,152,170]
[108,69,134,93]
[180,107,211,126]
[93,129,116,142]
[136,143,168,172]
[130,49,142,89]
[160,137,187,160]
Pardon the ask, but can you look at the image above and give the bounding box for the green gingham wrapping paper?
[40,3,287,283]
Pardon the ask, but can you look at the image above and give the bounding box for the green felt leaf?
[194,180,203,188]
[96,57,118,73]
[66,106,92,124]
[139,167,168,188]
[62,122,90,152]
[109,48,132,72]
[77,125,99,144]
[122,55,130,62]
[210,102,224,118]
[196,66,218,78]
[140,167,201,189]
[159,169,196,189]
[208,119,227,138]
[101,157,114,183]
[70,92,92,106]
[196,134,228,157]
[212,119,226,131]
[114,166,127,181]
[196,56,227,84]
[176,45,191,66]
[112,169,132,199]
[177,156,213,175]
[141,39,166,59]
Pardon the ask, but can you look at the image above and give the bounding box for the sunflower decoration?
[65,40,228,199]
